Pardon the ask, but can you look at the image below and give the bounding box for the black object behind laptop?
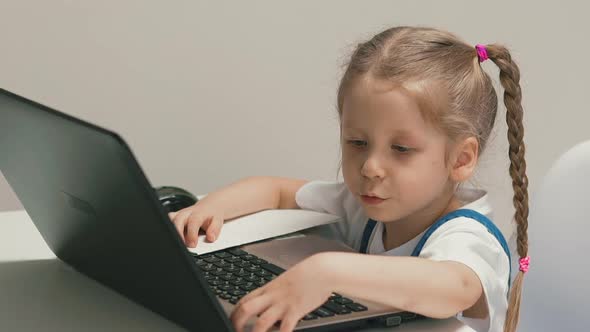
[154,186,198,213]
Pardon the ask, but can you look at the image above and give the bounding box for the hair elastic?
[519,256,530,273]
[475,44,489,62]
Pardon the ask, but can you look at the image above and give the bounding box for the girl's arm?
[314,251,483,319]
[198,176,308,221]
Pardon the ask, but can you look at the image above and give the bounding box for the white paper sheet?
[186,209,341,255]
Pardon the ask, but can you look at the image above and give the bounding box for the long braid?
[486,44,529,332]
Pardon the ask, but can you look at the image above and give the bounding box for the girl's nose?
[361,153,386,179]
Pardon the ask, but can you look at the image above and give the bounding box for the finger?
[185,214,204,247]
[167,212,177,220]
[231,293,273,332]
[252,304,286,332]
[279,312,300,332]
[171,210,192,244]
[204,215,223,242]
[235,286,265,308]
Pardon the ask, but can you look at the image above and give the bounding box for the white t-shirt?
[295,180,510,332]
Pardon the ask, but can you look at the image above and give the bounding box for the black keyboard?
[194,248,368,321]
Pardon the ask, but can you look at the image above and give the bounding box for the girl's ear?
[449,137,478,182]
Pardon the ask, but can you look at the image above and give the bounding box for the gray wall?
[1,1,589,240]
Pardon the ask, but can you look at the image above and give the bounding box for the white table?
[0,210,473,332]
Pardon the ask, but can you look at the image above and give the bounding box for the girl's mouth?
[361,195,386,205]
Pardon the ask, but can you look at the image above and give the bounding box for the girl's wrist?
[306,252,340,288]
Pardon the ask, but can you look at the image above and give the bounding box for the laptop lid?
[0,88,234,332]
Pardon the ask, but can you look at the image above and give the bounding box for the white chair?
[519,141,590,331]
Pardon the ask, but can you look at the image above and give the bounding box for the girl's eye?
[347,140,367,147]
[346,140,411,153]
[392,145,412,153]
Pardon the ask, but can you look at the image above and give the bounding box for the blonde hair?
[335,26,528,332]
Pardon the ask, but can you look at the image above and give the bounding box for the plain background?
[1,0,589,242]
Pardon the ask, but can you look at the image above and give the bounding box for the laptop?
[0,88,424,331]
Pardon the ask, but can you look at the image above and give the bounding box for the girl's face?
[340,77,454,223]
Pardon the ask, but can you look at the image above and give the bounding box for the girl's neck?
[382,191,462,251]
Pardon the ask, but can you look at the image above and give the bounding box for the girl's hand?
[167,200,225,248]
[230,253,333,332]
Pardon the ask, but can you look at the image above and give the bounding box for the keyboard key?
[241,254,256,261]
[203,256,221,263]
[230,278,247,286]
[334,297,353,305]
[322,302,351,315]
[228,248,248,256]
[234,269,250,277]
[229,289,247,297]
[208,279,224,287]
[302,313,318,320]
[345,303,368,312]
[225,256,242,263]
[252,258,267,265]
[240,282,258,291]
[260,263,285,275]
[223,264,239,273]
[220,273,236,281]
[218,284,233,291]
[313,307,335,317]
[245,274,259,282]
[245,265,261,272]
[214,252,232,259]
[213,260,231,268]
[235,261,251,268]
[201,264,215,272]
[204,275,217,282]
[210,268,226,276]
[254,270,271,277]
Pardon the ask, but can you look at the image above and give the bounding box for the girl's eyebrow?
[341,127,362,132]
[342,128,423,145]
[342,127,415,137]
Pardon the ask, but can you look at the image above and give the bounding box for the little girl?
[169,26,529,332]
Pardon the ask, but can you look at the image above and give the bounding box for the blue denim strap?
[359,219,377,254]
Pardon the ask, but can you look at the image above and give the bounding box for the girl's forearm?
[199,176,281,220]
[310,251,482,319]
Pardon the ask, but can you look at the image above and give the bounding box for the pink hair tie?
[475,44,489,62]
[519,256,530,273]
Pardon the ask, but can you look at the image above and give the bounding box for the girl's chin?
[363,204,397,221]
